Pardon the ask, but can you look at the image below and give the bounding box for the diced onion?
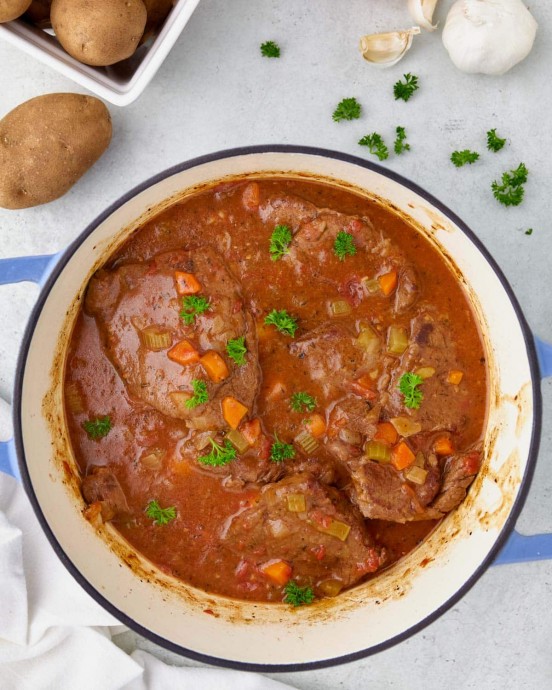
[140,447,166,470]
[365,441,391,463]
[339,428,363,446]
[140,326,172,351]
[267,519,290,539]
[355,326,380,354]
[328,299,352,317]
[414,451,425,468]
[405,465,428,485]
[169,391,192,413]
[316,519,351,542]
[361,277,380,294]
[319,579,344,597]
[387,326,409,355]
[226,429,250,454]
[287,493,307,513]
[295,430,319,454]
[415,366,436,379]
[390,417,422,437]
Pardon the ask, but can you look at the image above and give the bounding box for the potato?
[24,0,51,27]
[0,0,32,23]
[141,0,173,43]
[0,94,112,210]
[51,0,147,66]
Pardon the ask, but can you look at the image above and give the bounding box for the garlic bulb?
[442,0,537,75]
[407,0,439,32]
[360,27,421,67]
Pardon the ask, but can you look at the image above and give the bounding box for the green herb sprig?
[451,150,480,167]
[290,392,317,413]
[358,133,389,161]
[269,224,292,260]
[260,41,281,58]
[145,500,177,525]
[333,231,357,260]
[270,435,296,463]
[393,73,419,102]
[283,581,316,607]
[264,309,298,337]
[491,163,528,207]
[486,129,506,152]
[332,97,361,122]
[185,380,209,409]
[394,126,411,155]
[198,438,237,466]
[226,336,247,366]
[83,415,112,440]
[180,295,210,325]
[398,372,424,410]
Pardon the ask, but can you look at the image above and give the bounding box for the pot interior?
[16,150,536,668]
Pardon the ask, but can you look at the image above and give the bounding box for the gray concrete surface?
[1,1,551,688]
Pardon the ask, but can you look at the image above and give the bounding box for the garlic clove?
[359,27,421,67]
[407,0,439,32]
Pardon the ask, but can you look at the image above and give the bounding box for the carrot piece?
[304,413,326,439]
[378,269,398,296]
[374,422,398,446]
[222,396,249,430]
[391,441,416,471]
[200,351,229,382]
[167,340,200,366]
[242,182,260,211]
[350,375,377,400]
[434,436,455,456]
[174,271,201,296]
[261,560,292,586]
[447,370,464,385]
[241,418,261,445]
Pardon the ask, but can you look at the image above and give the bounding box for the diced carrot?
[374,422,398,446]
[350,375,377,400]
[200,351,229,382]
[167,339,200,366]
[378,269,398,297]
[391,441,416,471]
[261,559,292,586]
[242,182,260,211]
[304,413,326,439]
[222,396,249,430]
[241,418,261,445]
[434,436,454,456]
[447,370,464,385]
[174,271,201,296]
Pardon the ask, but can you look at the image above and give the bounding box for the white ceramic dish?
[0,0,201,106]
[2,147,552,671]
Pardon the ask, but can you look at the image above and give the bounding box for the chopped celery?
[287,493,307,513]
[365,441,391,463]
[387,326,409,355]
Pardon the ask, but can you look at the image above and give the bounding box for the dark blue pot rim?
[13,145,542,673]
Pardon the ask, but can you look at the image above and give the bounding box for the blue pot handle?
[0,439,20,481]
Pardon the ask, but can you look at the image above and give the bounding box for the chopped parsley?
[260,40,281,58]
[180,295,210,325]
[491,163,528,207]
[269,224,292,261]
[290,392,317,413]
[226,336,247,366]
[451,150,480,167]
[486,128,506,152]
[332,97,361,122]
[283,580,316,607]
[264,309,298,337]
[145,500,177,525]
[83,415,112,440]
[333,231,357,260]
[270,435,296,463]
[393,73,419,102]
[525,228,533,236]
[398,372,424,410]
[185,380,209,409]
[358,133,389,161]
[198,438,237,466]
[394,126,410,155]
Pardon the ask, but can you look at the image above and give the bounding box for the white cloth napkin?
[0,399,295,690]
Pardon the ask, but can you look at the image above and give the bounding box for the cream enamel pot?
[1,147,552,671]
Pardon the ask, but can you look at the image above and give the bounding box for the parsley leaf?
[394,126,411,155]
[393,73,419,102]
[185,380,209,409]
[486,128,506,152]
[525,228,533,236]
[260,41,281,58]
[226,336,247,366]
[83,415,112,440]
[264,309,298,337]
[290,392,317,412]
[451,150,480,167]
[333,231,356,260]
[180,295,210,325]
[491,163,528,207]
[270,435,295,463]
[358,133,389,161]
[283,581,315,607]
[398,372,424,409]
[332,97,361,122]
[145,500,177,525]
[198,438,237,466]
[269,224,292,260]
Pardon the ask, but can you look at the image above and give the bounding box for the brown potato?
[51,0,147,67]
[24,0,51,27]
[141,0,173,42]
[0,0,32,23]
[0,93,112,210]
